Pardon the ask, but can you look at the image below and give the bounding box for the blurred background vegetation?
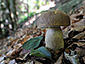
[0,0,84,38]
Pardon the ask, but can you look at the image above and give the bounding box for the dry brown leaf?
[82,56,85,63]
[20,35,32,45]
[70,14,84,23]
[73,42,85,47]
[55,54,63,64]
[75,47,85,56]
[73,31,85,39]
[71,25,85,32]
[71,19,85,28]
[65,48,70,53]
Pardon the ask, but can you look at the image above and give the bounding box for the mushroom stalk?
[45,26,64,51]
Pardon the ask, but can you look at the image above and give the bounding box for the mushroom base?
[45,27,64,51]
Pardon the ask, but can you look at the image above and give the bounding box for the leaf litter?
[0,1,85,64]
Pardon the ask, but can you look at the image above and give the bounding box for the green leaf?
[18,16,28,24]
[23,36,43,49]
[28,12,35,17]
[30,46,51,58]
[30,49,45,57]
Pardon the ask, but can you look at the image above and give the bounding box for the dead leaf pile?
[0,6,85,64]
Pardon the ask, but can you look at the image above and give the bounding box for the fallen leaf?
[9,59,15,64]
[23,36,43,49]
[55,54,63,64]
[70,14,84,23]
[20,35,32,45]
[73,31,85,39]
[30,46,51,58]
[64,52,80,64]
[75,47,85,56]
[71,19,85,28]
[71,25,85,32]
[82,56,85,63]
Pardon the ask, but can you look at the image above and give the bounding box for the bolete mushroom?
[37,10,70,51]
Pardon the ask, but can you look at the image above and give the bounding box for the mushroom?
[37,10,70,51]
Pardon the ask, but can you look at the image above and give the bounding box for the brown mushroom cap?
[37,10,70,28]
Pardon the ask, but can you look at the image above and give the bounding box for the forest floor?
[0,2,85,64]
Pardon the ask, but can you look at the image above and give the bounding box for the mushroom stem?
[45,26,64,51]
